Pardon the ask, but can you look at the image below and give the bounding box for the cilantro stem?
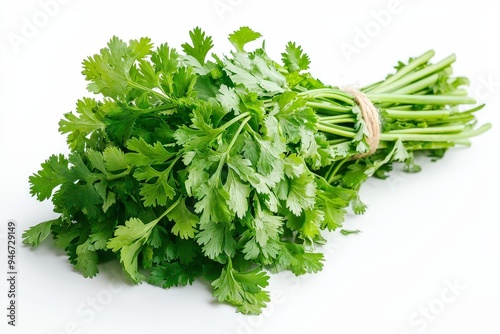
[299,90,355,106]
[366,93,476,105]
[389,74,439,95]
[384,109,453,119]
[215,115,252,176]
[128,81,171,101]
[124,104,176,114]
[327,157,349,184]
[319,115,356,124]
[300,88,353,100]
[227,117,252,153]
[153,195,183,224]
[106,167,132,181]
[368,54,456,94]
[364,50,436,93]
[317,123,356,138]
[387,124,466,134]
[306,102,351,114]
[379,123,491,142]
[218,112,251,132]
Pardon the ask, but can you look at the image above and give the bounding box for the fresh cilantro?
[24,26,490,315]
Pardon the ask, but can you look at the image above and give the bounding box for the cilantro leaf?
[73,239,99,278]
[281,42,311,72]
[212,260,270,314]
[196,222,236,260]
[181,27,214,65]
[29,154,68,201]
[59,98,105,151]
[228,26,262,52]
[22,219,58,247]
[167,197,199,239]
[107,217,158,283]
[148,262,201,288]
[285,172,317,216]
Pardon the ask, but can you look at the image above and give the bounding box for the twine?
[342,86,381,158]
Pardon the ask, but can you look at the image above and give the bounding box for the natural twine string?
[341,86,381,158]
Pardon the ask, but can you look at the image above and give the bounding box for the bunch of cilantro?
[23,27,490,314]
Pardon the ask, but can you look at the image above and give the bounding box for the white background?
[1,0,499,333]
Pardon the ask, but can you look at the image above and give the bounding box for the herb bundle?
[23,27,490,314]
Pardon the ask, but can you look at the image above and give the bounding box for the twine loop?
[342,86,381,158]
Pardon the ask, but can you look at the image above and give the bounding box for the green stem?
[319,116,357,124]
[106,167,132,181]
[153,196,183,224]
[327,157,349,184]
[128,81,171,101]
[125,104,176,113]
[370,54,456,94]
[367,93,476,105]
[216,116,252,175]
[365,50,435,93]
[390,74,439,95]
[384,109,452,119]
[317,123,356,138]
[306,102,351,114]
[300,90,355,105]
[219,112,251,132]
[379,123,491,142]
[386,125,466,134]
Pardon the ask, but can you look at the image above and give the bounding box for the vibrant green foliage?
[24,26,490,314]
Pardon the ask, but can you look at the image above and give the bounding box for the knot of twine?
[341,86,381,158]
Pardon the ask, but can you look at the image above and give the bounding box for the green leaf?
[29,154,68,201]
[212,260,270,314]
[172,66,197,98]
[148,262,201,288]
[74,239,99,278]
[342,163,370,189]
[103,146,128,172]
[194,174,233,225]
[126,137,175,166]
[196,223,236,260]
[104,107,141,144]
[83,36,151,98]
[286,172,317,216]
[151,43,179,76]
[86,149,107,174]
[317,180,355,231]
[53,227,83,250]
[302,208,324,239]
[22,219,57,247]
[223,53,286,97]
[224,169,251,219]
[393,139,409,162]
[135,167,176,207]
[253,207,283,247]
[88,217,117,250]
[281,42,311,72]
[274,242,324,276]
[228,26,262,52]
[59,98,105,150]
[340,229,362,236]
[181,27,214,65]
[107,217,157,283]
[217,85,241,114]
[167,197,199,239]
